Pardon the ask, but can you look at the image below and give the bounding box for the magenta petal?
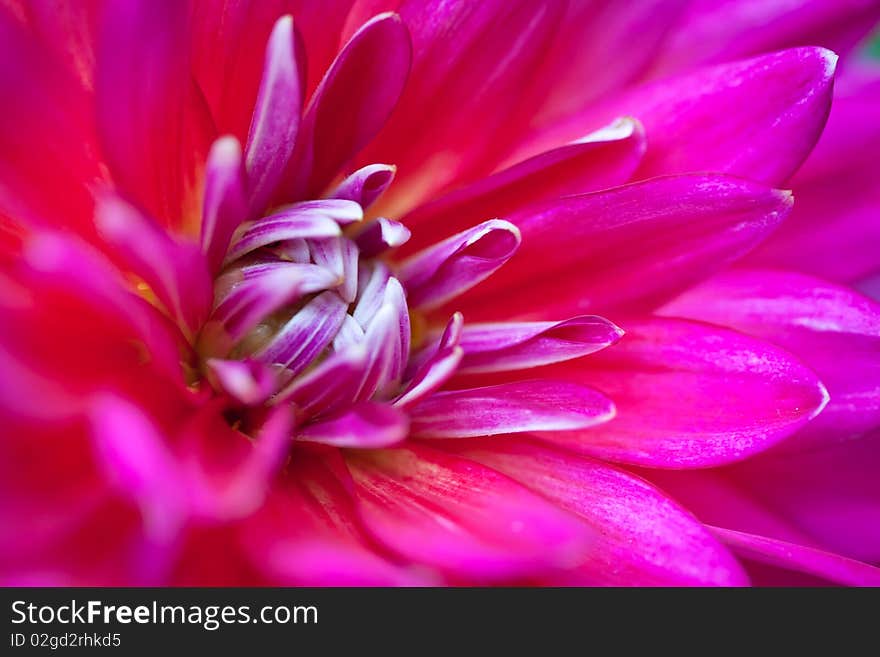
[398,219,521,311]
[454,174,792,320]
[206,358,277,407]
[456,316,624,374]
[410,380,615,438]
[439,437,748,586]
[299,402,409,448]
[345,444,594,581]
[536,317,829,468]
[401,117,645,254]
[355,278,410,398]
[243,15,303,216]
[711,526,880,587]
[224,207,344,264]
[527,47,837,186]
[295,13,411,196]
[201,136,247,274]
[330,163,396,208]
[395,313,464,408]
[353,218,412,258]
[660,269,880,451]
[95,194,213,337]
[274,345,369,415]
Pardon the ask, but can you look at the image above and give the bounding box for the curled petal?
[274,344,369,415]
[456,315,624,374]
[330,163,396,208]
[206,358,277,406]
[397,219,521,311]
[225,208,343,264]
[354,217,412,258]
[395,313,464,408]
[410,380,615,438]
[201,136,247,274]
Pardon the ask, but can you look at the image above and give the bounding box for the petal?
[256,291,348,375]
[95,194,213,336]
[96,0,212,227]
[224,207,344,264]
[345,444,594,581]
[243,15,304,216]
[438,437,748,586]
[522,47,837,186]
[274,344,369,415]
[395,313,464,408]
[452,175,792,320]
[410,380,615,438]
[711,527,880,587]
[330,163,396,209]
[399,117,645,254]
[660,269,880,451]
[353,217,412,258]
[455,315,624,374]
[299,402,409,448]
[291,12,411,197]
[533,317,829,467]
[205,358,277,407]
[200,136,247,274]
[397,219,521,311]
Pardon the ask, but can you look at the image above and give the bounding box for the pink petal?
[522,47,837,186]
[274,344,369,415]
[711,526,880,587]
[400,117,645,254]
[243,15,304,216]
[533,317,829,467]
[299,402,409,448]
[410,380,615,438]
[96,0,212,226]
[438,437,748,586]
[397,219,521,311]
[291,12,411,197]
[224,207,345,264]
[455,315,624,374]
[660,269,880,451]
[201,136,247,274]
[353,217,412,258]
[395,313,464,408]
[95,194,213,337]
[345,444,594,581]
[452,174,792,321]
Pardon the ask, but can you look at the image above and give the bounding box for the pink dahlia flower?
[1,0,879,586]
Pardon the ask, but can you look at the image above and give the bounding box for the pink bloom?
[1,0,879,586]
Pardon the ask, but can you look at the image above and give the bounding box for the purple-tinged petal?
[395,313,464,408]
[224,210,342,264]
[256,291,348,375]
[354,278,410,399]
[345,444,594,581]
[453,175,792,320]
[523,47,837,186]
[401,117,645,254]
[534,317,830,468]
[455,316,624,374]
[204,263,337,352]
[206,358,277,406]
[330,163,396,208]
[410,380,615,438]
[660,269,880,452]
[354,218,412,258]
[243,15,303,216]
[270,238,311,263]
[352,261,391,328]
[711,526,880,587]
[332,314,366,352]
[274,344,368,415]
[439,437,748,586]
[95,193,212,337]
[398,219,520,311]
[308,236,359,303]
[201,136,247,274]
[299,402,409,448]
[291,12,411,197]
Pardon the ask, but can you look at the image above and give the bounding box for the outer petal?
[399,118,645,254]
[438,437,748,586]
[345,444,594,581]
[531,318,829,468]
[518,48,836,185]
[298,402,409,448]
[410,380,615,438]
[660,269,880,451]
[452,175,792,320]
